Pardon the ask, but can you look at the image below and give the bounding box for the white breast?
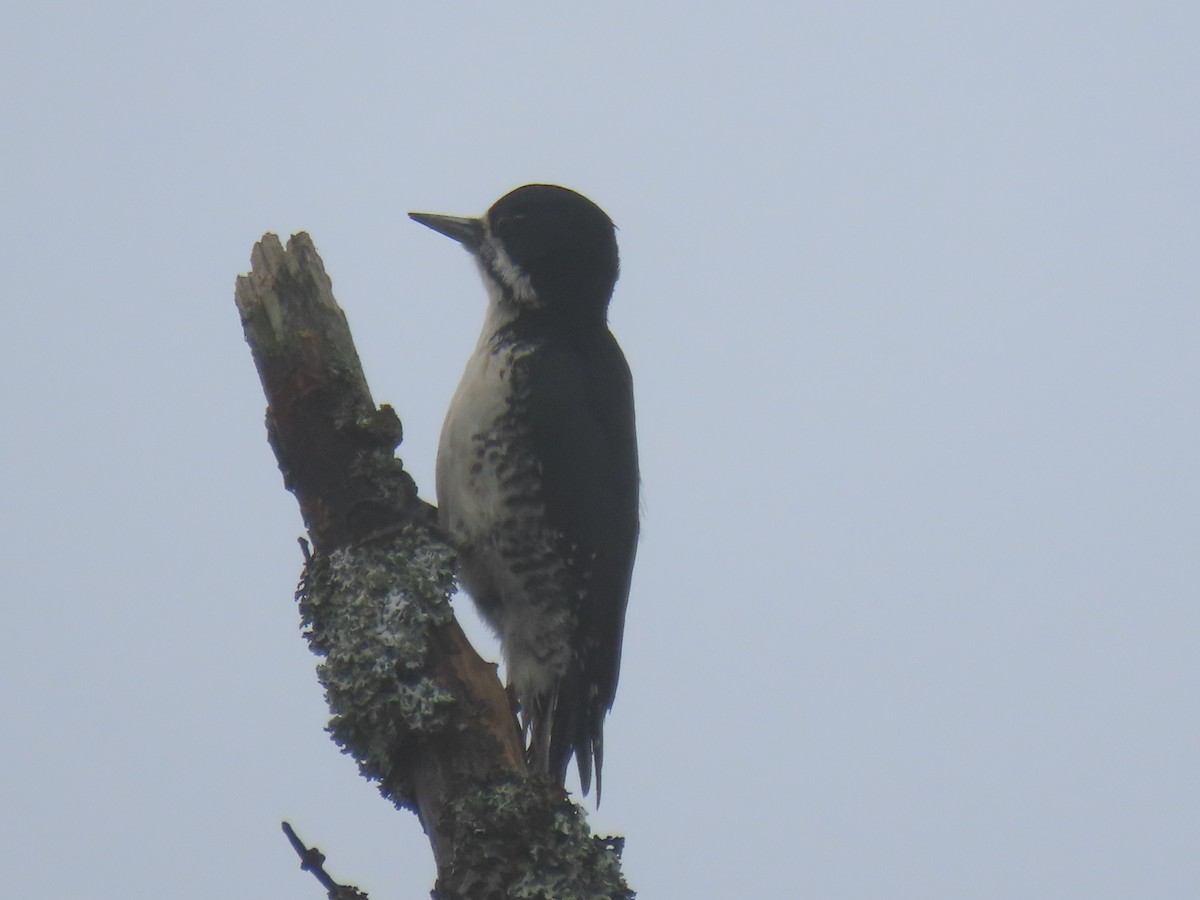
[436,341,512,540]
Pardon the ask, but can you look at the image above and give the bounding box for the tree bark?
[235,233,632,899]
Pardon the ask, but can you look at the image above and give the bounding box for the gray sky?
[3,3,1197,897]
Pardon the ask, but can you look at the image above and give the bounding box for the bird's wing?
[520,329,639,794]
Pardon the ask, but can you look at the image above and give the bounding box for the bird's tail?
[524,676,607,803]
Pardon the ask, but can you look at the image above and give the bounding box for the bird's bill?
[408,212,484,250]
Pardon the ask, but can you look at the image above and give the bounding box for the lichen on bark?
[297,528,459,809]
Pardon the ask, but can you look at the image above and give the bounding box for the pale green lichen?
[296,526,459,809]
[437,781,633,900]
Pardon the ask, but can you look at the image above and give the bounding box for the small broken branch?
[282,821,368,899]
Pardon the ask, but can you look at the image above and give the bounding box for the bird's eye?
[493,214,524,236]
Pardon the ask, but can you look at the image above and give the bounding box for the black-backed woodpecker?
[409,184,639,800]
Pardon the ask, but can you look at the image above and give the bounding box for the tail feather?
[592,730,604,805]
[520,678,609,803]
[538,673,608,804]
[525,687,557,777]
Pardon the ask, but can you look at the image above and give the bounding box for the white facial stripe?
[491,243,537,305]
[478,227,539,307]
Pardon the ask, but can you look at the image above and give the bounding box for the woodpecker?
[409,185,638,800]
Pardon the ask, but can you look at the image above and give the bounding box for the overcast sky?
[3,3,1198,898]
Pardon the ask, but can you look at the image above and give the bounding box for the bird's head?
[410,184,619,327]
